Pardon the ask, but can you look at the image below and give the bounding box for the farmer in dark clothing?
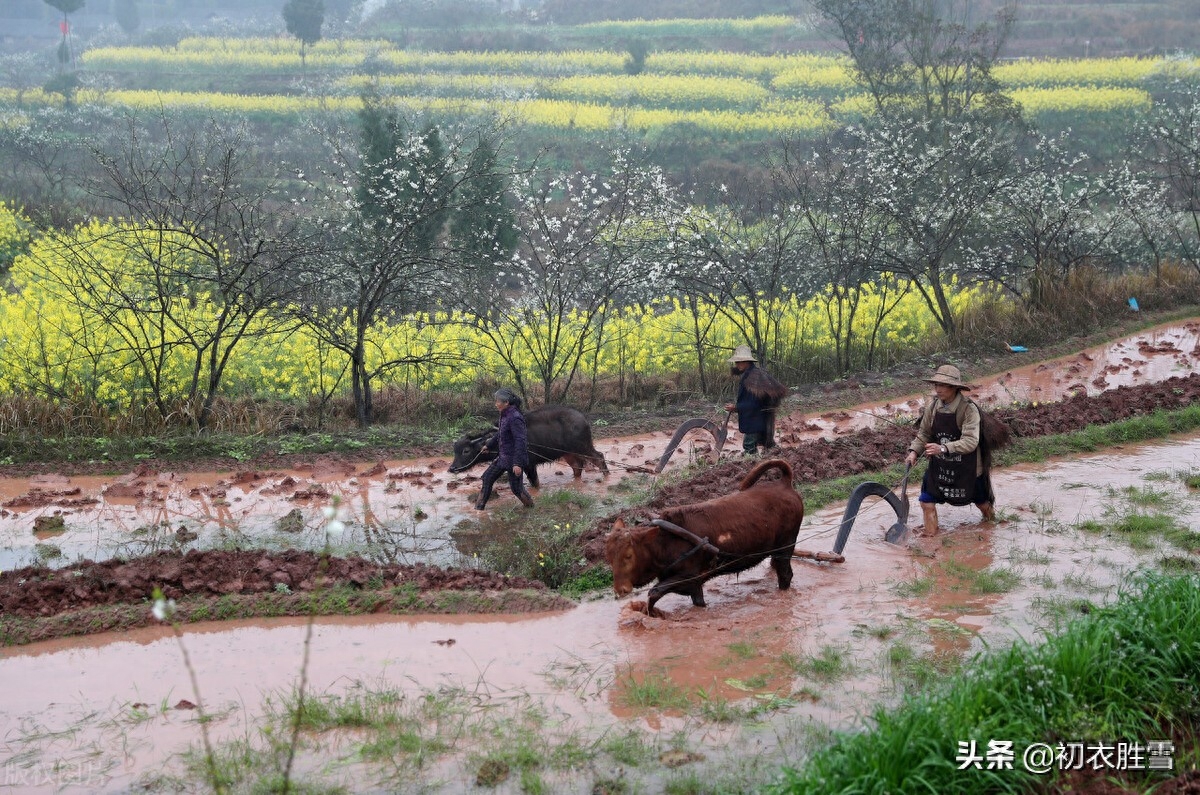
[904,364,997,535]
[724,344,788,455]
[475,387,535,510]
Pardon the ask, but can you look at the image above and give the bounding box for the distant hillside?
[2,0,1197,59]
[356,0,1200,58]
[996,0,1200,58]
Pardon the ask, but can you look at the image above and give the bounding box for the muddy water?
[2,321,1197,573]
[2,434,1196,793]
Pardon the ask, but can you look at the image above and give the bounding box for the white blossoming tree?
[846,116,1018,336]
[467,149,686,404]
[298,96,518,426]
[989,132,1117,307]
[669,185,811,374]
[1133,76,1200,276]
[770,135,909,374]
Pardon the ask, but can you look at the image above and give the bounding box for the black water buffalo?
[448,404,609,488]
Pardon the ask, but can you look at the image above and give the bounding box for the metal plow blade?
[654,415,729,473]
[831,465,912,554]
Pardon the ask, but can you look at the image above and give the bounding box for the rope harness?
[458,411,912,597]
[620,462,916,596]
[642,516,846,596]
[458,429,652,474]
[451,434,493,472]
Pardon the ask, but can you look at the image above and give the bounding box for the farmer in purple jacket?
[474,387,535,510]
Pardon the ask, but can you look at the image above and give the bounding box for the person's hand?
[904,450,917,467]
[924,442,945,458]
[513,466,523,476]
[724,402,735,412]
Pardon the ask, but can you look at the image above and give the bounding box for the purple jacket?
[492,405,530,469]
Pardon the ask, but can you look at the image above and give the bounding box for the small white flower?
[152,597,177,622]
[322,505,337,520]
[326,519,346,535]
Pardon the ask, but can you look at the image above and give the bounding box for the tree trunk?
[686,295,709,395]
[352,339,370,428]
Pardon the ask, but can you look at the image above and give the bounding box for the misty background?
[2,1,1198,59]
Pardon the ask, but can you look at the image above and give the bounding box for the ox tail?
[739,458,793,490]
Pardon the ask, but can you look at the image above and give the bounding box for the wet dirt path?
[2,433,1195,792]
[1,321,1197,573]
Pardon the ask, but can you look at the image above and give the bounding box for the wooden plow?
[655,415,912,555]
[654,413,730,473]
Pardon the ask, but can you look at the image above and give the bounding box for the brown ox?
[604,459,804,616]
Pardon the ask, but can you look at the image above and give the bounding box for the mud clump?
[0,549,556,622]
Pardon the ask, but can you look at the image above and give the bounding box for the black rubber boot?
[517,489,534,508]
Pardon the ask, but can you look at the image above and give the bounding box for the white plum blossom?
[322,500,347,535]
[152,595,177,622]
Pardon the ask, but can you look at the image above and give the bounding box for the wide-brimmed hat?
[493,387,519,404]
[923,364,971,390]
[727,344,757,364]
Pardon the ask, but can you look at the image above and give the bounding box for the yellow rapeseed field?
[59,33,1197,134]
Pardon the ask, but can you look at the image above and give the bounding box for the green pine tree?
[282,0,324,68]
[114,0,141,36]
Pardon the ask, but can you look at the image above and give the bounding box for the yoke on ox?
[606,459,819,616]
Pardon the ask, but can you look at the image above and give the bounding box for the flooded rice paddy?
[1,322,1198,792]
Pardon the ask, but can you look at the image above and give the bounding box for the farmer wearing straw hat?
[724,344,787,456]
[475,387,535,510]
[904,364,996,535]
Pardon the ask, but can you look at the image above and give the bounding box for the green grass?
[1079,509,1199,552]
[285,683,409,731]
[1030,594,1097,632]
[885,642,963,693]
[894,575,935,598]
[782,645,853,683]
[601,728,658,767]
[725,639,759,660]
[1005,547,1052,566]
[471,494,608,590]
[619,668,692,711]
[772,572,1200,794]
[695,695,749,724]
[802,465,914,513]
[997,404,1200,466]
[1160,554,1200,572]
[941,559,1022,594]
[853,623,897,641]
[1077,473,1200,555]
[1114,484,1178,511]
[183,682,604,792]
